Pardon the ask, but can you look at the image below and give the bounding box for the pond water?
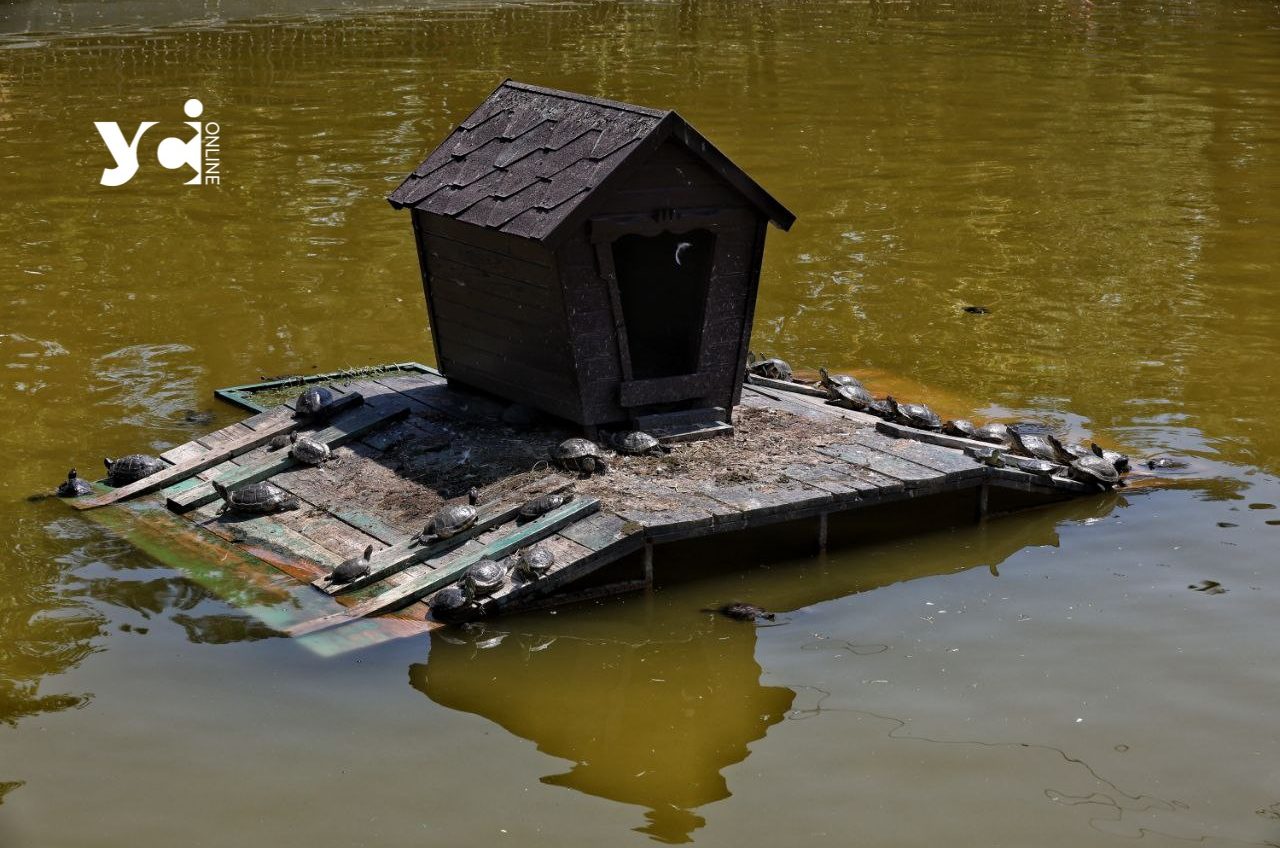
[2,2,1279,845]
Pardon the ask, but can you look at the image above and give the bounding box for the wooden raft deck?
[78,369,1096,642]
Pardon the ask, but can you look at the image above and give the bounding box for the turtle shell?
[974,422,1013,446]
[105,454,166,485]
[56,469,93,498]
[865,399,894,420]
[749,358,793,381]
[551,438,607,475]
[1091,443,1131,472]
[1012,432,1058,462]
[429,503,478,539]
[465,559,506,597]
[612,431,661,456]
[830,383,874,411]
[819,367,863,393]
[1019,458,1059,476]
[1147,456,1189,470]
[225,481,297,513]
[1070,455,1121,487]
[290,435,330,466]
[516,545,556,579]
[429,585,472,623]
[889,399,942,431]
[519,492,572,521]
[294,386,335,418]
[943,419,978,439]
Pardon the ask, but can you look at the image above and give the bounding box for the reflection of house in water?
[410,609,793,843]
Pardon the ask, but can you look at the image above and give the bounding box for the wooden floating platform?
[73,367,1104,648]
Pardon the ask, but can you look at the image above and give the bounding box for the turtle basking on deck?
[103,454,166,486]
[515,545,556,580]
[267,434,291,451]
[746,353,793,381]
[973,422,1014,447]
[1068,454,1123,489]
[289,431,331,466]
[429,585,473,623]
[56,468,93,498]
[828,383,876,412]
[818,367,864,396]
[465,559,506,599]
[552,438,608,477]
[864,398,895,420]
[413,488,480,545]
[705,602,775,622]
[969,446,1005,468]
[886,397,943,431]
[609,431,670,457]
[212,480,300,515]
[1010,431,1060,463]
[328,544,374,585]
[1090,442,1131,473]
[294,386,335,419]
[943,419,979,439]
[518,491,574,523]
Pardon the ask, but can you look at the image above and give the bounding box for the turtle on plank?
[1068,454,1123,489]
[1010,430,1060,463]
[294,386,336,419]
[429,585,473,624]
[465,559,506,599]
[943,419,979,439]
[609,431,670,457]
[1090,442,1131,473]
[818,367,864,397]
[413,488,480,546]
[213,480,300,515]
[746,352,793,381]
[518,491,575,524]
[289,431,331,466]
[828,383,876,412]
[328,545,374,585]
[103,454,166,486]
[973,422,1014,447]
[515,545,556,580]
[886,397,943,431]
[56,468,93,498]
[551,438,608,478]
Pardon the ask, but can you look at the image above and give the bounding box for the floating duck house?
[388,81,795,434]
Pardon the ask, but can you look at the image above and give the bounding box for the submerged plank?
[287,497,601,636]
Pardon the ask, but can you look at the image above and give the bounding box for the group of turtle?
[748,357,1133,489]
[548,430,669,478]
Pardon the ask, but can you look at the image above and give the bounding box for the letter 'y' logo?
[95,98,219,187]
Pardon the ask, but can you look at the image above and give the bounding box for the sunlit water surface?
[1,2,1279,845]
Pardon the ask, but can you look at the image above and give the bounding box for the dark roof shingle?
[389,80,794,243]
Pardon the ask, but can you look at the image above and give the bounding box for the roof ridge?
[501,80,671,121]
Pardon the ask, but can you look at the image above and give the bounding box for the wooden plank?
[695,477,833,523]
[312,498,525,595]
[74,404,310,510]
[781,460,903,501]
[287,497,600,637]
[851,431,984,480]
[815,442,944,489]
[746,374,829,398]
[165,400,407,512]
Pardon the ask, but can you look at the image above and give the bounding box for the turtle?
[943,419,979,439]
[865,398,895,420]
[56,468,93,498]
[294,386,335,419]
[746,353,793,381]
[465,559,506,598]
[551,438,608,477]
[609,431,670,456]
[103,454,167,486]
[177,409,216,426]
[414,489,480,545]
[1050,438,1092,462]
[1010,431,1060,462]
[962,305,991,315]
[429,585,473,623]
[886,396,943,431]
[515,545,556,580]
[518,491,575,523]
[1147,456,1190,470]
[1018,458,1059,477]
[267,433,291,451]
[213,480,300,515]
[289,431,331,466]
[1068,454,1123,489]
[1090,442,1131,473]
[328,545,374,585]
[828,383,875,412]
[973,422,1014,446]
[818,367,864,396]
[968,446,1004,468]
[704,602,775,622]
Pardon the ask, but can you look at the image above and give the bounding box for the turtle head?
[363,544,374,561]
[68,468,78,481]
[103,457,114,472]
[1090,442,1105,459]
[290,431,299,444]
[819,366,831,380]
[467,486,480,506]
[212,481,230,503]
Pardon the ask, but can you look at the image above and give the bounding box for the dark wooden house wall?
[557,140,768,425]
[414,211,583,422]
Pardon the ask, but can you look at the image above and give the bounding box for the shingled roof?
[388,80,794,244]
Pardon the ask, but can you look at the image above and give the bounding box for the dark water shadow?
[409,607,794,844]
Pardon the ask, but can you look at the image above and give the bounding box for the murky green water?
[3,2,1280,845]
